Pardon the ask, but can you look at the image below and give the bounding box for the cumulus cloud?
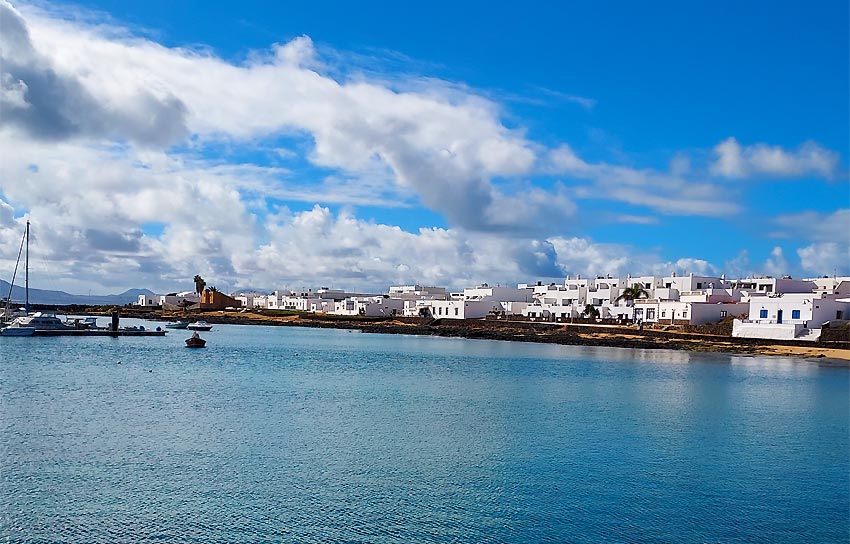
[797,242,849,276]
[762,246,789,277]
[0,1,189,146]
[773,209,850,244]
[545,145,741,216]
[5,5,546,231]
[711,137,840,179]
[0,1,842,293]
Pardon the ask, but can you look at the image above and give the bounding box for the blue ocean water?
[1,320,848,543]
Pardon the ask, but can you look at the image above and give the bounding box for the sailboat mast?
[25,220,29,311]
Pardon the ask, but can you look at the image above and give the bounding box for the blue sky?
[0,0,847,293]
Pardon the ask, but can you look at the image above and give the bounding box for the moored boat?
[185,332,206,348]
[166,320,190,329]
[187,321,212,331]
[1,312,73,336]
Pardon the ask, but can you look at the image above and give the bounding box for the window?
[760,309,768,319]
[720,310,727,318]
[454,308,459,316]
[696,282,703,289]
[682,311,688,319]
[838,311,844,320]
[646,308,656,320]
[791,310,800,319]
[661,310,666,318]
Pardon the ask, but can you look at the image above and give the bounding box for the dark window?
[760,309,768,319]
[720,310,727,318]
[696,282,703,289]
[792,310,801,319]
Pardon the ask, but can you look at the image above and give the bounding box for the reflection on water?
[1,322,847,543]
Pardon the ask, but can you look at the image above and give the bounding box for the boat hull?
[1,327,36,336]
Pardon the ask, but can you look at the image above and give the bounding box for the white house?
[415,284,533,319]
[136,293,161,307]
[160,291,200,307]
[333,296,404,317]
[731,276,815,295]
[806,276,850,297]
[634,299,749,325]
[732,293,850,341]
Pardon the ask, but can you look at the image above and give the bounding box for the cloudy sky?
[0,0,847,295]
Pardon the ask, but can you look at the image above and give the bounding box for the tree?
[614,285,650,305]
[582,304,600,319]
[208,286,219,294]
[193,275,206,297]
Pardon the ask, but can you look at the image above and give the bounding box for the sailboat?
[1,222,70,336]
[2,221,30,325]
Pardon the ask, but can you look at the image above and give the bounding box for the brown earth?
[80,306,850,362]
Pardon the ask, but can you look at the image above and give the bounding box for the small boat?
[165,320,190,329]
[185,332,206,348]
[0,325,35,336]
[187,321,212,331]
[1,312,73,336]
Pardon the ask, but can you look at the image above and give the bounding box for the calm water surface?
[1,321,848,543]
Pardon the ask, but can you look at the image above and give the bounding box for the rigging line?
[4,225,27,316]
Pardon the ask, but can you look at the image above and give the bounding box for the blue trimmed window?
[791,310,800,319]
[759,309,768,319]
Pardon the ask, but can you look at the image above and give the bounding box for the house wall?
[732,321,804,340]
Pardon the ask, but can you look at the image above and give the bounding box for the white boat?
[1,312,73,336]
[2,221,30,326]
[165,320,190,329]
[187,321,213,331]
[0,325,35,336]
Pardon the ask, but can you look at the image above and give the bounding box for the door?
[777,310,783,324]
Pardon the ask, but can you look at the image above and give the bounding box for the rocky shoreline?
[75,306,850,362]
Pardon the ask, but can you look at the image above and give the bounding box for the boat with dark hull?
[185,332,206,348]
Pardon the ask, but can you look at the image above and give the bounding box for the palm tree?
[582,304,600,319]
[208,286,219,294]
[193,275,206,297]
[614,285,650,305]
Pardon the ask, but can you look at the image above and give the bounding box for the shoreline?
[88,307,850,362]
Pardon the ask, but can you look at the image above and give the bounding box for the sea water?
[1,321,848,543]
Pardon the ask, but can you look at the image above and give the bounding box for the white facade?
[806,277,850,297]
[160,291,200,307]
[732,293,850,341]
[413,284,532,319]
[731,276,815,295]
[634,299,749,325]
[137,293,161,307]
[333,296,404,317]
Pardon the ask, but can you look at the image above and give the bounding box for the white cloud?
[763,246,789,277]
[545,145,741,216]
[797,242,849,276]
[711,137,840,179]
[773,209,850,245]
[0,1,843,294]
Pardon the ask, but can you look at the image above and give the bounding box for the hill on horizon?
[0,280,154,307]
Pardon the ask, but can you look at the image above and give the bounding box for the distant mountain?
[0,280,154,306]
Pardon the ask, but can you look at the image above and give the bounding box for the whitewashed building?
[333,296,405,317]
[416,284,533,320]
[732,293,850,341]
[136,293,161,307]
[806,276,850,297]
